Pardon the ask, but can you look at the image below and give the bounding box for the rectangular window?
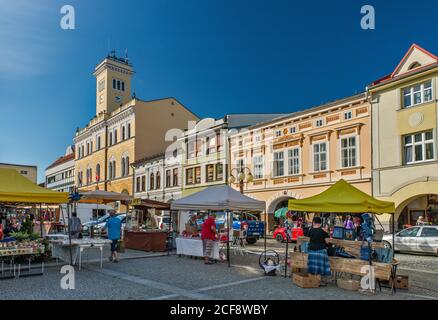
[344,111,353,120]
[166,170,171,187]
[288,148,300,175]
[195,167,201,184]
[206,164,215,182]
[112,79,116,89]
[403,130,434,164]
[136,177,141,192]
[254,135,261,143]
[186,168,194,185]
[275,130,282,137]
[141,176,146,191]
[236,159,244,173]
[253,155,264,179]
[216,163,223,181]
[290,127,296,134]
[173,168,178,186]
[273,151,284,177]
[313,142,328,172]
[316,119,324,127]
[340,136,357,168]
[403,81,433,108]
[187,140,196,159]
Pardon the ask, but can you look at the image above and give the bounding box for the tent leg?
[67,203,73,266]
[227,210,231,268]
[284,232,289,278]
[264,211,267,254]
[392,213,395,259]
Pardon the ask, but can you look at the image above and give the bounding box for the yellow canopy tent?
[287,179,395,214]
[0,168,68,204]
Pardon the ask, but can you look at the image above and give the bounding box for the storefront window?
[216,163,223,180]
[206,164,214,182]
[195,167,201,184]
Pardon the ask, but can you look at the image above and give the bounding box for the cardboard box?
[390,275,409,289]
[292,273,321,288]
[337,278,360,291]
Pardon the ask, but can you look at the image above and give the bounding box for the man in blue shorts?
[103,209,122,263]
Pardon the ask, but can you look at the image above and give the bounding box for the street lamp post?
[228,167,253,194]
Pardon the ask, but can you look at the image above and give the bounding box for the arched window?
[121,157,126,176]
[112,160,116,178]
[127,123,131,138]
[122,126,126,140]
[109,132,112,146]
[408,62,421,70]
[150,173,155,190]
[96,164,101,182]
[156,171,161,189]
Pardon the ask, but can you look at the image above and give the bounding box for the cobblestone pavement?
[1,246,437,300]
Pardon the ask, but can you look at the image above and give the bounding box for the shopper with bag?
[103,209,122,263]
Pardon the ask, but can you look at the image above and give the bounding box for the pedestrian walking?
[103,209,122,263]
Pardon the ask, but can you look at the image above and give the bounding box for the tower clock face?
[115,96,123,103]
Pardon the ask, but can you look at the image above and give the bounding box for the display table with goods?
[50,237,111,270]
[0,237,46,280]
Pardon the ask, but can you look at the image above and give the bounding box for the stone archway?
[265,190,303,233]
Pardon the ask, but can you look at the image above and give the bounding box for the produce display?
[0,240,45,256]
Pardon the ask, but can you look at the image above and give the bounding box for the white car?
[382,226,438,255]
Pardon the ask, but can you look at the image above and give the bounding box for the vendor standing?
[305,217,331,283]
[201,213,217,265]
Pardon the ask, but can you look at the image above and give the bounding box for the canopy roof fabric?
[133,199,170,210]
[288,179,395,214]
[0,168,68,204]
[171,185,266,212]
[79,190,132,204]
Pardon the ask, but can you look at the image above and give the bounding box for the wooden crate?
[293,273,321,288]
[390,275,409,289]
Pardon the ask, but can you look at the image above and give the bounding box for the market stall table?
[176,237,220,260]
[50,238,111,270]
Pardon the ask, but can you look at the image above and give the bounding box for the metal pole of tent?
[392,213,395,258]
[67,203,73,266]
[264,210,267,254]
[284,227,289,278]
[227,210,230,268]
[39,204,43,237]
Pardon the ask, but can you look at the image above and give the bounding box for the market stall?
[124,199,170,252]
[0,168,69,279]
[287,179,398,293]
[171,185,266,267]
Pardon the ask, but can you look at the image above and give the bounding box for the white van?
[59,203,114,225]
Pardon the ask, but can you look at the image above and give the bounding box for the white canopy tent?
[171,185,266,267]
[171,185,266,212]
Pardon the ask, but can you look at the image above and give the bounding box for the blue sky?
[1,0,438,183]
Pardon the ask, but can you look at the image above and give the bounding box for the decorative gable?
[391,44,438,78]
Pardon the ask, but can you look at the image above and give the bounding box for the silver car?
[382,226,438,255]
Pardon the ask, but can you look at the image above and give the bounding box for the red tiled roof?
[46,153,75,170]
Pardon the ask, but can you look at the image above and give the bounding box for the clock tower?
[93,52,134,116]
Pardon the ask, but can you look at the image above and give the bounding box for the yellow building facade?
[229,93,371,231]
[369,44,438,229]
[73,54,199,201]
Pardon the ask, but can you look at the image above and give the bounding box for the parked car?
[156,215,171,230]
[382,225,438,255]
[82,213,126,236]
[273,227,304,242]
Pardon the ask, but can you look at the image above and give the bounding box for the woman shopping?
[305,216,331,285]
